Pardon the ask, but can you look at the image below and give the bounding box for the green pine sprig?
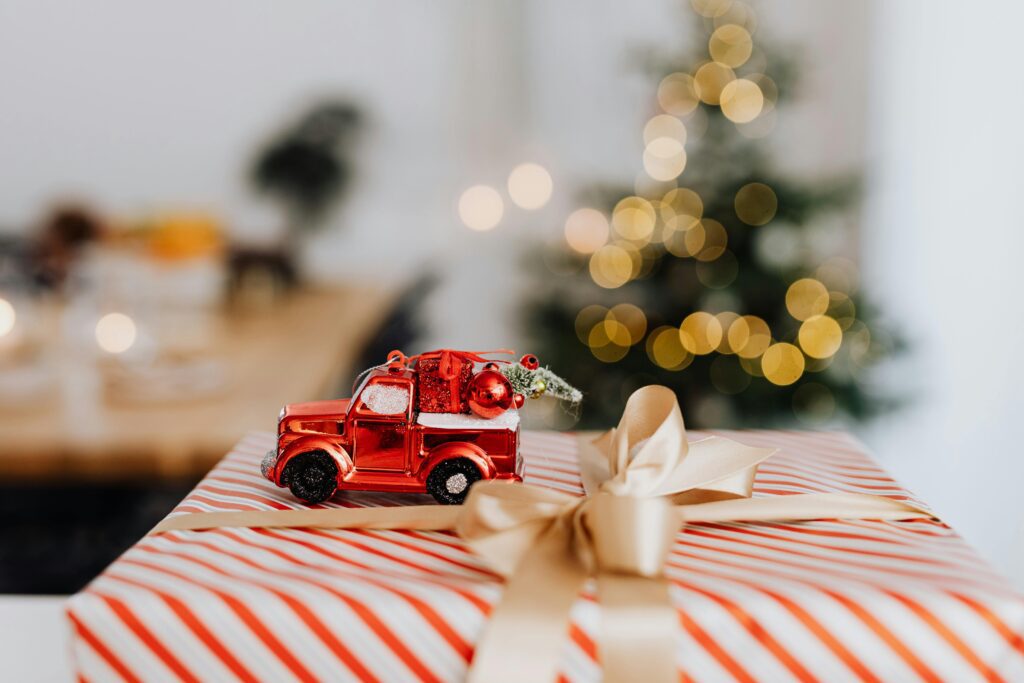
[501,364,583,404]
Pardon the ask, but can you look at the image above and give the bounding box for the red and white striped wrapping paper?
[68,430,1024,682]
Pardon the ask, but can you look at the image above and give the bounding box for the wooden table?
[0,286,394,481]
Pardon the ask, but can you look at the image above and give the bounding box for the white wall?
[862,0,1024,586]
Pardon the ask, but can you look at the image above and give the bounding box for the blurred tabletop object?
[0,287,393,481]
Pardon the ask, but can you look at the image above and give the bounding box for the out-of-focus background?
[2,0,1023,676]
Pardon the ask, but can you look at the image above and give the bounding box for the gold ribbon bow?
[152,386,932,682]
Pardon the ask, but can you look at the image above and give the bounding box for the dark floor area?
[0,480,198,594]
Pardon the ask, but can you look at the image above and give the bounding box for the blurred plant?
[251,101,362,234]
[526,0,902,429]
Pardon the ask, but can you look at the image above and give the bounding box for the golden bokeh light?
[589,319,631,363]
[709,24,753,68]
[612,196,657,241]
[458,185,504,231]
[589,244,635,289]
[728,315,772,358]
[646,326,693,370]
[564,208,610,254]
[608,303,647,344]
[575,305,609,344]
[761,342,805,386]
[95,312,137,354]
[507,163,553,210]
[734,182,777,225]
[695,218,728,261]
[643,138,687,181]
[660,187,704,223]
[657,73,700,116]
[720,79,764,123]
[786,278,830,321]
[643,115,688,146]
[679,312,723,355]
[694,62,736,105]
[691,0,733,18]
[0,297,15,337]
[798,315,843,359]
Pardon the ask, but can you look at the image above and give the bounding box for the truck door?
[351,380,411,471]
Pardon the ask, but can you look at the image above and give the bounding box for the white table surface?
[0,596,73,682]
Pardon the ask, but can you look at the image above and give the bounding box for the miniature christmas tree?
[525,1,901,428]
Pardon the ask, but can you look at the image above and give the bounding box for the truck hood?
[282,398,350,419]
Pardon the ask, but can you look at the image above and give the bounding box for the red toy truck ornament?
[262,349,533,505]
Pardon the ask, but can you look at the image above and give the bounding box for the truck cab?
[262,364,523,505]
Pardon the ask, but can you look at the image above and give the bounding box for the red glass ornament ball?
[520,354,540,370]
[466,369,515,419]
[512,393,526,409]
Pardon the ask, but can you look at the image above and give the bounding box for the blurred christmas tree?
[527,0,901,429]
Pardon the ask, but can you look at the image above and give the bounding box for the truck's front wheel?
[283,450,338,504]
[426,458,482,505]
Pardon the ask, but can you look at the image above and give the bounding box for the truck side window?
[360,383,410,416]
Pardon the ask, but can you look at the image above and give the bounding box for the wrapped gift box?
[67,430,1024,681]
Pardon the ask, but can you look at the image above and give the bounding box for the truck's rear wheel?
[426,458,482,505]
[283,450,338,504]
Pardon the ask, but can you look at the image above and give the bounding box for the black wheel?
[426,458,482,505]
[282,450,338,504]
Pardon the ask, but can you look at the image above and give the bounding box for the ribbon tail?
[467,521,586,683]
[677,492,934,524]
[598,574,677,683]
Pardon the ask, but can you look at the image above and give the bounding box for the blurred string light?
[691,0,734,19]
[798,315,843,359]
[694,62,735,105]
[720,79,764,123]
[786,278,830,320]
[657,73,700,116]
[564,208,610,254]
[612,197,657,242]
[95,312,137,354]
[728,315,772,358]
[508,163,553,210]
[679,312,722,355]
[644,115,688,146]
[734,182,777,225]
[709,24,753,67]
[589,244,636,289]
[458,185,504,231]
[0,297,15,337]
[762,342,804,386]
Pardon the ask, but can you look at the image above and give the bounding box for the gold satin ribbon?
[151,385,933,683]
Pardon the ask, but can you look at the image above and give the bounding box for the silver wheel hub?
[445,473,469,495]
